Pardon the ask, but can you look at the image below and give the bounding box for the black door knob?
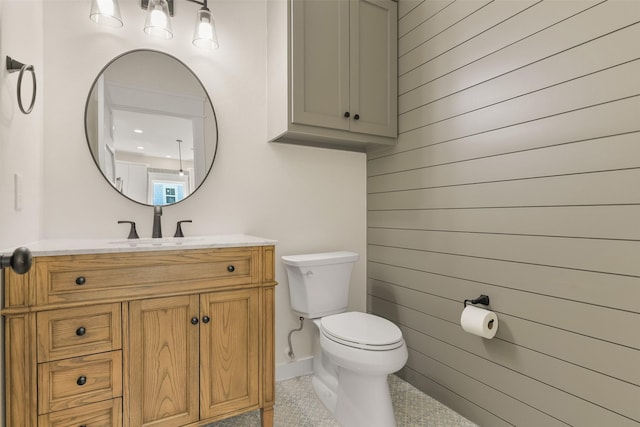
[75,276,86,285]
[77,375,87,386]
[191,316,199,325]
[202,316,210,324]
[353,114,360,120]
[76,327,86,336]
[344,112,350,118]
[227,265,235,272]
[0,247,32,274]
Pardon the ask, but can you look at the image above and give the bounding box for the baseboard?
[276,356,314,381]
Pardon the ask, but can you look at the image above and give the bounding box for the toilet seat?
[320,312,404,351]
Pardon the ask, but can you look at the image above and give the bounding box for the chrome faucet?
[152,206,163,238]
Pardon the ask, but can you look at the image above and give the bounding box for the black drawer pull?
[77,375,87,386]
[76,327,86,336]
[191,316,199,325]
[227,265,235,272]
[80,425,87,427]
[75,276,86,285]
[354,113,360,120]
[202,316,210,324]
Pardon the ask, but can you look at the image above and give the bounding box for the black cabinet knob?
[353,114,360,120]
[227,265,235,273]
[77,375,87,386]
[76,327,86,336]
[344,112,350,118]
[75,276,86,285]
[191,316,199,325]
[202,316,210,324]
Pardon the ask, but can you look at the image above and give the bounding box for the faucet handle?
[117,221,140,239]
[174,220,192,238]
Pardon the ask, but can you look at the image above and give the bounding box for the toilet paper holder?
[463,294,490,307]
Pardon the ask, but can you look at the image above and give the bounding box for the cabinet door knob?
[344,112,350,118]
[202,316,210,324]
[77,375,87,386]
[227,265,235,272]
[191,316,199,325]
[353,114,360,120]
[76,327,86,336]
[75,276,86,285]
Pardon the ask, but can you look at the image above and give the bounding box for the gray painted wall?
[367,1,640,425]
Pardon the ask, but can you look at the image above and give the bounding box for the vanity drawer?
[38,398,122,427]
[37,303,121,362]
[35,248,258,304]
[38,351,123,414]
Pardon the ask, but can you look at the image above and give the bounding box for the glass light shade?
[192,9,219,50]
[144,0,173,40]
[89,0,123,28]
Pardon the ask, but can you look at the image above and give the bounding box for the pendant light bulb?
[192,6,219,50]
[144,0,173,39]
[89,0,123,28]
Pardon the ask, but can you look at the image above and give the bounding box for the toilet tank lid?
[282,251,360,267]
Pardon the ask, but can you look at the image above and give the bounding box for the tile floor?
[207,374,478,426]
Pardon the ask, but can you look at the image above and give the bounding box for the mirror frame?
[84,49,218,207]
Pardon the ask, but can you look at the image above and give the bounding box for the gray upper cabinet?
[267,0,397,152]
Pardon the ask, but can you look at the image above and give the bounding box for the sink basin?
[108,237,204,247]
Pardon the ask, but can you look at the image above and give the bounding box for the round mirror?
[85,49,218,206]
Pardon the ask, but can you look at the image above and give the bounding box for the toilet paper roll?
[460,305,498,339]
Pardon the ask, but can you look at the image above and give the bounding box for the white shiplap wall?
[367,1,640,426]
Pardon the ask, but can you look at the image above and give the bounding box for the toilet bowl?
[315,312,408,427]
[282,252,408,427]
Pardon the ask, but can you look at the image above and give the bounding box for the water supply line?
[287,316,304,359]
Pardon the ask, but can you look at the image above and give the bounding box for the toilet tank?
[282,251,360,319]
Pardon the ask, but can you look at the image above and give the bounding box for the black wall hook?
[463,294,490,307]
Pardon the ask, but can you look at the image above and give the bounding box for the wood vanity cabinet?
[267,0,398,152]
[2,245,276,427]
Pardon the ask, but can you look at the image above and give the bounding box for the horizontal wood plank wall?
[367,1,640,426]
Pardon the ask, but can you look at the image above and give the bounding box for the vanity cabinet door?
[128,295,200,427]
[199,289,260,419]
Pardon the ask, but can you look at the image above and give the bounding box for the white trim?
[276,356,314,382]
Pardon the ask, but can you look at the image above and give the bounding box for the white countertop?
[2,234,277,257]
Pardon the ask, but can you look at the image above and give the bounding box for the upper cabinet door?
[291,0,397,137]
[350,0,397,138]
[291,0,351,130]
[268,0,397,151]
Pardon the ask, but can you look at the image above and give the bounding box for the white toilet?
[282,251,408,427]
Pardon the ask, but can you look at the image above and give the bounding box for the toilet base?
[334,369,396,427]
[312,375,337,414]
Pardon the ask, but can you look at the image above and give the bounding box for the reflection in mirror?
[85,49,218,206]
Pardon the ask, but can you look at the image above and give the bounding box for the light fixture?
[192,0,219,49]
[144,0,173,39]
[89,0,123,27]
[177,139,185,176]
[89,0,219,50]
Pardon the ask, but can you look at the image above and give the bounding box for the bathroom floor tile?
[206,374,477,426]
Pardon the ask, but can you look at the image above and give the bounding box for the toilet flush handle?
[305,270,313,278]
